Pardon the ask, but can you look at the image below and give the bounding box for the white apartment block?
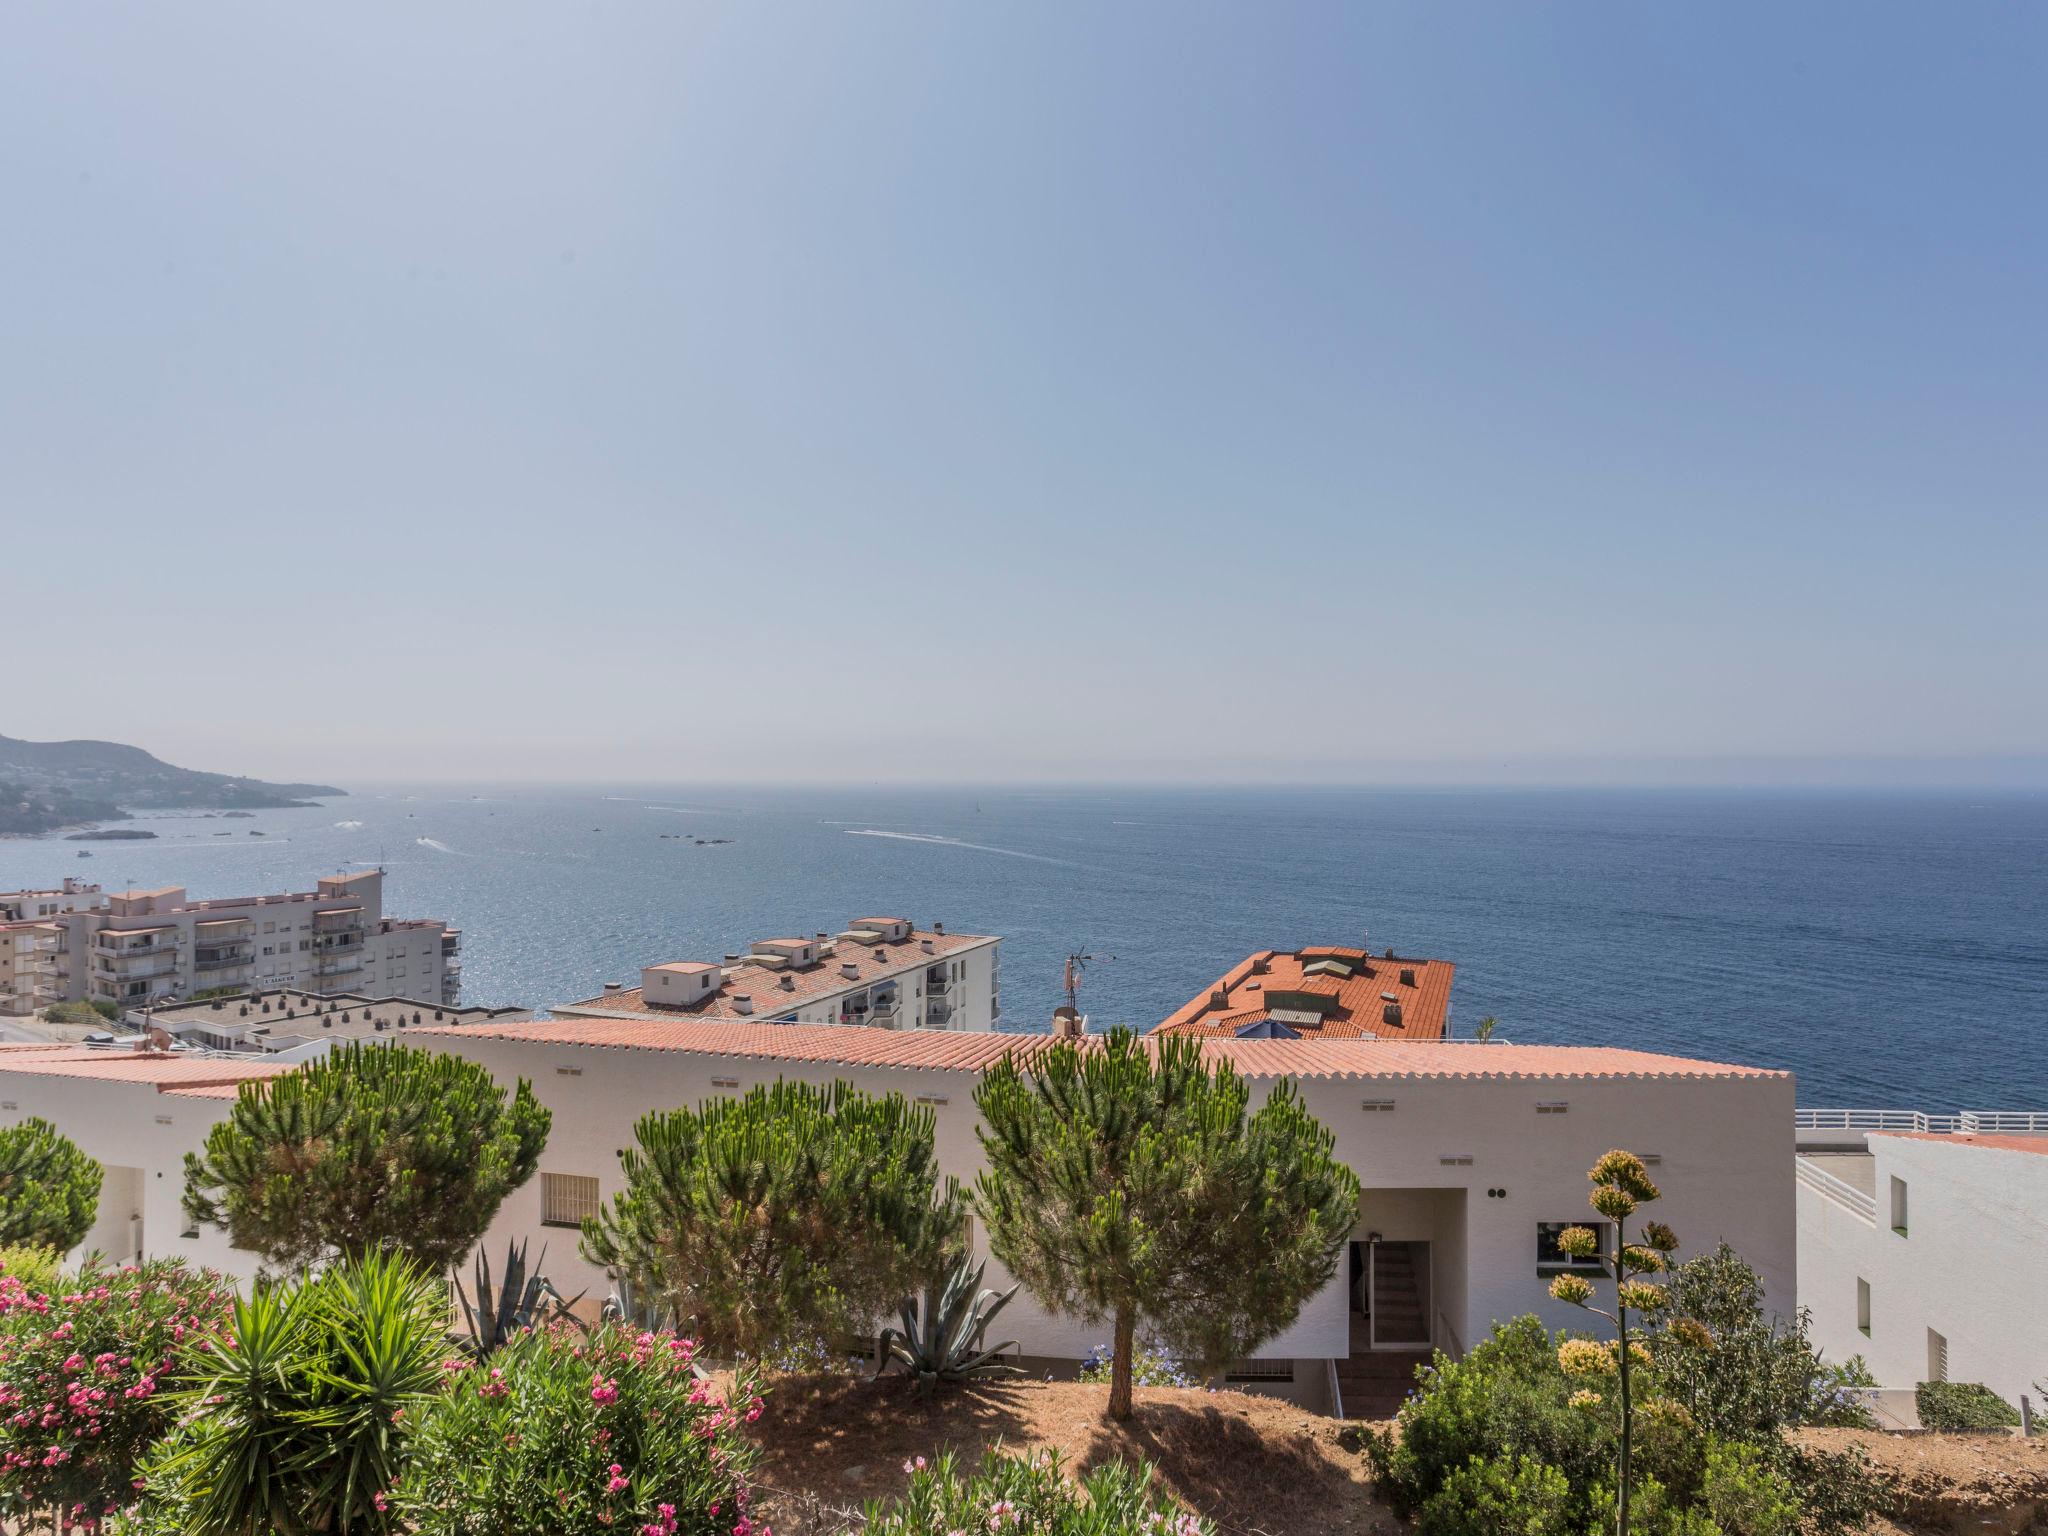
[0,870,460,1013]
[552,917,999,1032]
[1797,1111,2048,1423]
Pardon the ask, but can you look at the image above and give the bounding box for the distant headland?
[0,733,343,838]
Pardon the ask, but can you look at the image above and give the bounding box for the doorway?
[1350,1238,1431,1351]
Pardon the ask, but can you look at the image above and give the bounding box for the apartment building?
[1157,946,1458,1040]
[1797,1111,2048,1423]
[0,870,461,1012]
[552,916,999,1032]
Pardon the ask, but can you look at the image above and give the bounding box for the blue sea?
[5,786,2043,1109]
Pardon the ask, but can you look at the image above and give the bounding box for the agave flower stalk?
[1548,1150,1680,1536]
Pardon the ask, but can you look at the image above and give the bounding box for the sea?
[4,785,2043,1110]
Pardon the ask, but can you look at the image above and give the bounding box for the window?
[1537,1220,1609,1272]
[1856,1277,1871,1336]
[1225,1358,1294,1383]
[541,1173,601,1229]
[1889,1176,1909,1236]
[1927,1328,1947,1382]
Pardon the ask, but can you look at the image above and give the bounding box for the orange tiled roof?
[554,929,994,1021]
[1155,947,1456,1041]
[0,1048,296,1093]
[418,1017,1777,1081]
[1873,1132,2048,1157]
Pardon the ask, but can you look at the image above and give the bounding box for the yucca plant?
[877,1255,1023,1396]
[455,1238,587,1357]
[132,1249,447,1535]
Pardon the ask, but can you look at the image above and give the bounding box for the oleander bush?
[398,1321,764,1536]
[1914,1379,2021,1431]
[0,1259,232,1531]
[861,1448,1209,1536]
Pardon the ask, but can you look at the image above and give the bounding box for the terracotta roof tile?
[1156,947,1457,1040]
[0,1049,295,1094]
[418,1018,1778,1081]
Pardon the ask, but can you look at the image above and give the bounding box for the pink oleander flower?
[606,1463,630,1493]
[591,1376,620,1407]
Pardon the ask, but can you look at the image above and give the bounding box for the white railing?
[1795,1156,1877,1223]
[1796,1109,2048,1137]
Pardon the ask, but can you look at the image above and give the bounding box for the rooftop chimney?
[1052,1006,1085,1040]
[778,973,795,991]
[603,982,623,993]
[731,993,754,1016]
[1399,967,1417,987]
[840,961,861,980]
[933,921,945,935]
[920,938,935,954]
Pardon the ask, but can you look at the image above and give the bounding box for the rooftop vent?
[920,938,935,954]
[840,961,861,980]
[603,982,622,993]
[1399,968,1417,987]
[873,948,886,962]
[933,921,946,936]
[778,973,795,991]
[1382,1002,1403,1027]
[730,993,754,1016]
[1380,991,1398,1003]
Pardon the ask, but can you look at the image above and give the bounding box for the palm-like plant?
[877,1256,1023,1396]
[137,1249,446,1535]
[455,1238,586,1356]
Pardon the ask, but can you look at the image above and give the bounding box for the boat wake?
[843,829,1066,864]
[413,837,472,856]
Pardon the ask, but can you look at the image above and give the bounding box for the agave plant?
[877,1256,1023,1396]
[455,1238,587,1356]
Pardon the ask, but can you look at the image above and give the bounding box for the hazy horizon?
[5,5,2042,783]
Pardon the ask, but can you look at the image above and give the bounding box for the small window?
[1537,1220,1609,1272]
[1225,1358,1294,1383]
[1535,1101,1569,1115]
[1360,1099,1396,1113]
[1856,1277,1871,1336]
[1889,1176,1909,1236]
[1927,1328,1947,1382]
[541,1173,602,1229]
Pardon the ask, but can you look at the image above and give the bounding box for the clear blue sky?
[3,4,2043,784]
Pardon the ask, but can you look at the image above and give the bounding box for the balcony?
[314,908,364,932]
[316,934,365,955]
[96,952,180,980]
[925,973,952,997]
[195,950,255,974]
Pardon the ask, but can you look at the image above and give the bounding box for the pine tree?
[182,1042,549,1273]
[1548,1149,1681,1536]
[0,1117,101,1253]
[583,1079,964,1359]
[973,1029,1360,1419]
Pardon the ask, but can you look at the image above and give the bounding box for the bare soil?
[744,1375,1394,1536]
[1798,1427,2048,1536]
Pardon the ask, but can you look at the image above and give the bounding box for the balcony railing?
[195,955,254,973]
[1795,1108,2048,1136]
[1795,1156,1876,1224]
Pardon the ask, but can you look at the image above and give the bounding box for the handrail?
[1434,1309,1465,1361]
[1795,1156,1877,1223]
[1796,1108,2048,1137]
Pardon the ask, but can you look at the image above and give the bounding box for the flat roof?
[1156,947,1457,1041]
[144,989,525,1036]
[1874,1131,2048,1157]
[0,1046,295,1093]
[557,928,995,1021]
[420,1018,1780,1082]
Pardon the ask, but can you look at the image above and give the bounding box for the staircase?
[1334,1244,1432,1420]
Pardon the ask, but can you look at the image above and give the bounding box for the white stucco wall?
[429,1035,1796,1368]
[1799,1135,2048,1412]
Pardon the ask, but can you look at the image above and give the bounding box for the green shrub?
[862,1447,1209,1536]
[399,1322,762,1536]
[1915,1380,2020,1431]
[0,1244,64,1295]
[44,1000,119,1025]
[1366,1318,1608,1521]
[0,1117,101,1253]
[1416,1454,1572,1536]
[1699,1438,1800,1536]
[131,1251,445,1535]
[1652,1244,1875,1436]
[0,1259,232,1528]
[1785,1443,1890,1536]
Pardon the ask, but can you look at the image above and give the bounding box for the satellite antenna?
[1063,947,1113,1015]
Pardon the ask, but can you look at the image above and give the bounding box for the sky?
[2,3,2044,786]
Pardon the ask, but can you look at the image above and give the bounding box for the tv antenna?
[1063,947,1113,1015]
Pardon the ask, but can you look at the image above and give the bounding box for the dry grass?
[743,1374,1396,1536]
